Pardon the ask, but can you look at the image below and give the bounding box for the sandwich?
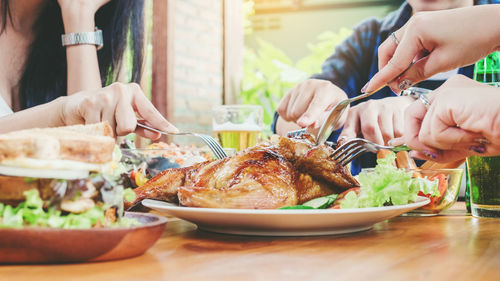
[0,122,135,229]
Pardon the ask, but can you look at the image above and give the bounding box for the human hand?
[365,5,500,94]
[339,96,414,145]
[57,82,178,139]
[277,79,349,133]
[391,75,500,162]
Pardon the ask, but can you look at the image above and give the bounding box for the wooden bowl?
[0,212,167,264]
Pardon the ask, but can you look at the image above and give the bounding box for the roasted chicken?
[126,134,359,209]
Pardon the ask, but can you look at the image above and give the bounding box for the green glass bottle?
[466,51,500,213]
[473,51,500,83]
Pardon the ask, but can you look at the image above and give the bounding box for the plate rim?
[142,196,431,215]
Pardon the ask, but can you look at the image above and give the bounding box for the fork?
[286,87,386,144]
[330,138,410,166]
[288,66,417,145]
[136,123,228,159]
[287,86,430,143]
[315,84,391,145]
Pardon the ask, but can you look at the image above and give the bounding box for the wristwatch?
[400,87,432,109]
[61,28,103,50]
[400,87,431,98]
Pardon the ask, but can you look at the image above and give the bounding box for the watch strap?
[61,28,103,50]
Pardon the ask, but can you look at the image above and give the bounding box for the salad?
[0,187,138,229]
[120,140,210,189]
[280,153,440,210]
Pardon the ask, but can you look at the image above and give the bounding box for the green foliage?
[296,29,353,75]
[240,28,352,132]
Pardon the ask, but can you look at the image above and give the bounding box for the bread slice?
[8,122,114,138]
[0,122,115,164]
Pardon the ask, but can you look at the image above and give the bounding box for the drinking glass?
[467,82,500,218]
[212,105,263,151]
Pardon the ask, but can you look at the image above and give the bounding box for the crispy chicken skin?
[269,136,358,189]
[125,168,186,209]
[128,134,359,209]
[125,162,206,209]
[179,148,297,209]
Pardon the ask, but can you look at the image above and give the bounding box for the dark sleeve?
[311,18,381,97]
[270,18,381,134]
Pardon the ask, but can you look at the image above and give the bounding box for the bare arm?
[0,100,63,133]
[0,83,178,138]
[59,0,111,94]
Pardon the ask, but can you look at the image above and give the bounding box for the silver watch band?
[401,87,432,109]
[400,87,432,99]
[61,28,103,50]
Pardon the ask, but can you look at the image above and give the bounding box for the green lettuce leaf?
[123,188,136,202]
[0,189,139,229]
[340,153,439,209]
[279,205,315,210]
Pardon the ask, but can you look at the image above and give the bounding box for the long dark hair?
[0,0,144,109]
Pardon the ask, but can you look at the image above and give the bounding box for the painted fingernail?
[474,138,490,145]
[469,145,486,154]
[361,81,370,93]
[398,79,412,91]
[422,150,437,160]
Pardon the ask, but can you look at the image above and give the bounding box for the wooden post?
[223,0,244,105]
[151,0,175,142]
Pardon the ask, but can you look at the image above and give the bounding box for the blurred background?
[134,0,403,144]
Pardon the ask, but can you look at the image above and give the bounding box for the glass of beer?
[467,82,500,218]
[212,105,263,151]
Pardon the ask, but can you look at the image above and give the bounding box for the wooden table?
[1,202,500,281]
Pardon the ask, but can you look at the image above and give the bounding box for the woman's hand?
[56,82,178,139]
[339,96,414,145]
[365,5,500,94]
[276,79,349,134]
[392,75,500,162]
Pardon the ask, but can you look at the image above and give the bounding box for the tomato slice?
[418,174,448,210]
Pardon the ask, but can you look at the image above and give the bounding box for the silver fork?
[288,66,417,144]
[286,87,385,144]
[137,123,228,159]
[330,138,410,166]
[287,86,430,143]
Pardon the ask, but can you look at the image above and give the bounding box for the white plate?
[142,196,430,236]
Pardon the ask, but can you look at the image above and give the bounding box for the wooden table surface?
[1,202,500,281]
